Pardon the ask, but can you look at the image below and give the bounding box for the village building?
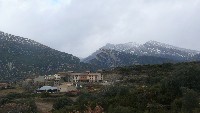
[44,74,61,80]
[54,79,60,87]
[44,75,56,80]
[59,71,103,83]
[36,86,58,93]
[34,71,102,93]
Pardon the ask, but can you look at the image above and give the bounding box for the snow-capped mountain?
[83,42,141,63]
[101,41,199,60]
[82,41,200,68]
[0,31,95,81]
[141,41,199,60]
[83,49,175,68]
[102,42,141,52]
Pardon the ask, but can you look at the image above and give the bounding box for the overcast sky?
[0,0,200,58]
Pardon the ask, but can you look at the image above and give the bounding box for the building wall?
[97,74,103,82]
[60,72,103,83]
[54,80,60,87]
[88,73,102,82]
[44,75,55,80]
[54,74,61,80]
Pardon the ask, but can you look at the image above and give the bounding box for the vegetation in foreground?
[1,62,200,113]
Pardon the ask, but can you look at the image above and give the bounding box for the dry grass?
[0,88,24,96]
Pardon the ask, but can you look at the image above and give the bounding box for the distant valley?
[1,31,200,81]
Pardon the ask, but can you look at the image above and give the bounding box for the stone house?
[63,71,103,83]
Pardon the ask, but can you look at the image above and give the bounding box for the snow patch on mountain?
[0,31,47,48]
[82,41,200,63]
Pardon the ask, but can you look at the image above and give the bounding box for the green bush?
[53,97,74,110]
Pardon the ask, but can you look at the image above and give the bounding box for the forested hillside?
[52,62,200,113]
[0,31,95,81]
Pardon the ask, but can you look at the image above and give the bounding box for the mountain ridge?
[82,41,200,68]
[0,31,96,81]
[101,41,199,57]
[1,30,200,80]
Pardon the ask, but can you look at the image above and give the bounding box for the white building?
[63,71,103,83]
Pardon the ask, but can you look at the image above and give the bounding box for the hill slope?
[0,31,94,81]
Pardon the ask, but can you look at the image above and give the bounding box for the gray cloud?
[0,0,200,57]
